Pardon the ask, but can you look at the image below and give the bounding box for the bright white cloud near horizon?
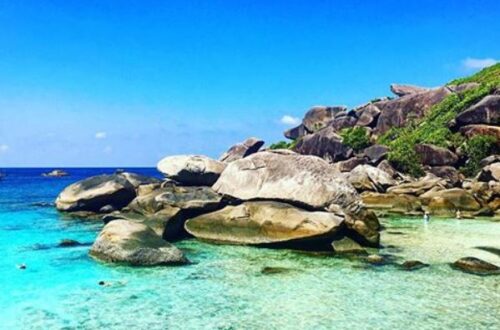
[95,132,107,139]
[461,57,498,71]
[280,115,301,126]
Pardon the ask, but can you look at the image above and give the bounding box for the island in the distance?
[53,64,500,276]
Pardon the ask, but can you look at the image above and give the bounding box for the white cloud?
[95,132,107,139]
[0,144,9,153]
[462,57,497,71]
[280,115,301,126]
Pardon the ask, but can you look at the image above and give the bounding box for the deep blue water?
[1,168,499,330]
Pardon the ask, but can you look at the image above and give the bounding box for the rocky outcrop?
[331,237,366,255]
[451,257,499,275]
[112,184,226,240]
[213,151,358,211]
[219,137,264,163]
[459,124,500,140]
[329,114,357,131]
[361,192,422,215]
[355,104,381,127]
[185,201,345,248]
[157,155,226,186]
[419,188,482,215]
[294,125,353,162]
[387,174,446,196]
[455,95,500,126]
[55,173,157,213]
[346,165,396,193]
[362,145,389,164]
[476,163,500,182]
[302,106,346,133]
[89,220,188,266]
[284,124,307,140]
[428,166,463,186]
[390,84,429,97]
[415,144,458,166]
[332,157,367,172]
[374,87,452,135]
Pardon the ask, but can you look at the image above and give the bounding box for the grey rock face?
[55,173,156,212]
[90,220,188,266]
[302,106,347,133]
[455,95,500,126]
[390,84,429,97]
[415,144,458,166]
[219,137,264,163]
[294,126,353,163]
[157,155,226,186]
[213,151,359,211]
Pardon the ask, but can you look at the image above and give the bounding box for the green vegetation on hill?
[461,135,497,177]
[340,127,371,152]
[379,63,500,177]
[269,140,297,150]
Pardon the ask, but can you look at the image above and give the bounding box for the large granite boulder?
[185,201,345,248]
[112,184,226,240]
[428,166,463,186]
[219,137,264,163]
[419,188,482,214]
[459,125,500,140]
[390,84,429,97]
[284,124,307,140]
[157,155,226,186]
[374,87,452,135]
[294,126,353,162]
[362,145,389,164]
[332,157,367,172]
[346,165,397,193]
[361,192,422,215]
[355,104,381,128]
[415,144,458,166]
[89,220,188,266]
[329,115,357,131]
[55,173,158,212]
[455,95,500,126]
[213,151,358,211]
[387,174,447,196]
[302,106,346,133]
[476,163,500,182]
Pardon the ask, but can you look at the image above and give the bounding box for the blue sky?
[0,0,498,167]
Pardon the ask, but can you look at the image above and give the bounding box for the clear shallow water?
[1,168,499,330]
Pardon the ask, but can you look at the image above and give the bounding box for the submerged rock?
[219,137,264,163]
[331,237,367,255]
[58,239,84,247]
[185,201,345,248]
[451,257,499,275]
[157,155,226,186]
[400,260,429,271]
[90,220,188,266]
[260,266,295,275]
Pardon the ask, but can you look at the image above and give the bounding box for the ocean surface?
[0,168,499,330]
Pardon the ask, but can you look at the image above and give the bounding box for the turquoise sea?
[1,168,499,330]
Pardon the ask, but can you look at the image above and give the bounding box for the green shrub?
[339,127,371,152]
[377,64,500,177]
[268,140,297,150]
[460,135,497,177]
